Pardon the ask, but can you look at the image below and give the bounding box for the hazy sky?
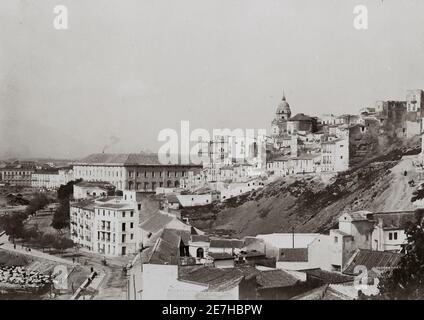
[1,0,424,159]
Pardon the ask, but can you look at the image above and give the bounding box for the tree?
[377,209,424,299]
[25,193,50,216]
[57,179,82,200]
[52,237,74,253]
[40,233,56,252]
[51,200,70,233]
[0,213,25,242]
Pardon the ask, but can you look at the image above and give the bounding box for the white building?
[32,167,74,190]
[70,191,141,256]
[73,153,201,192]
[320,137,349,172]
[73,181,116,200]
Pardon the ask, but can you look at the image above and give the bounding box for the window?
[122,223,126,232]
[122,212,126,218]
[334,236,338,244]
[130,234,134,240]
[138,204,141,210]
[122,234,126,243]
[196,248,204,259]
[394,232,398,240]
[130,222,134,228]
[130,211,134,217]
[389,232,393,240]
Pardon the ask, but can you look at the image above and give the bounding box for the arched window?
[196,248,204,259]
[167,180,172,188]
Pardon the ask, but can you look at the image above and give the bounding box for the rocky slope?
[183,143,421,238]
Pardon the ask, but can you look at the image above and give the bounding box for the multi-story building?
[70,191,141,256]
[73,181,116,200]
[31,167,74,190]
[0,164,35,187]
[73,153,202,192]
[320,137,349,172]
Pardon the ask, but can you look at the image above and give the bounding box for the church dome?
[276,95,291,115]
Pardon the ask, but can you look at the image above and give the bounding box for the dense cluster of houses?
[132,206,414,300]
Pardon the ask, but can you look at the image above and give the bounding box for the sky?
[1,0,424,159]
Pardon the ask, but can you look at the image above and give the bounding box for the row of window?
[128,171,187,178]
[96,210,134,218]
[127,180,179,190]
[97,231,134,242]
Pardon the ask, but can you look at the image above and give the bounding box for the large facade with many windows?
[73,153,201,192]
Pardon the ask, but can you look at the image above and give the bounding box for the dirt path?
[372,155,419,212]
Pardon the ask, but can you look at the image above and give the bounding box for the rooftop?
[208,252,234,261]
[372,211,416,230]
[302,268,354,284]
[139,211,190,235]
[343,249,403,275]
[209,238,244,249]
[256,269,300,289]
[76,153,202,167]
[288,113,314,122]
[147,230,181,265]
[178,265,258,291]
[290,284,353,300]
[75,181,116,189]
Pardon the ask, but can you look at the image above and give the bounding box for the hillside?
[183,144,422,238]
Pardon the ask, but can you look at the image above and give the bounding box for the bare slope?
[183,146,421,238]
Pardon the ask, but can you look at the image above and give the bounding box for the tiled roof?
[190,235,210,243]
[209,238,244,249]
[343,249,403,275]
[162,228,191,246]
[178,266,258,291]
[166,194,180,204]
[288,113,314,121]
[75,181,115,189]
[95,202,133,210]
[372,211,416,230]
[33,168,60,174]
[278,248,308,262]
[139,211,189,235]
[341,210,372,221]
[256,269,299,288]
[77,153,202,166]
[208,252,234,260]
[77,153,160,165]
[303,268,354,284]
[290,284,353,300]
[70,199,96,211]
[147,229,184,265]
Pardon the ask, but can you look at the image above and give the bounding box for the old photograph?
[1,0,424,308]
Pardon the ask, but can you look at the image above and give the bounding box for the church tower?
[271,92,292,136]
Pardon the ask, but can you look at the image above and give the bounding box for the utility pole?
[292,227,295,248]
